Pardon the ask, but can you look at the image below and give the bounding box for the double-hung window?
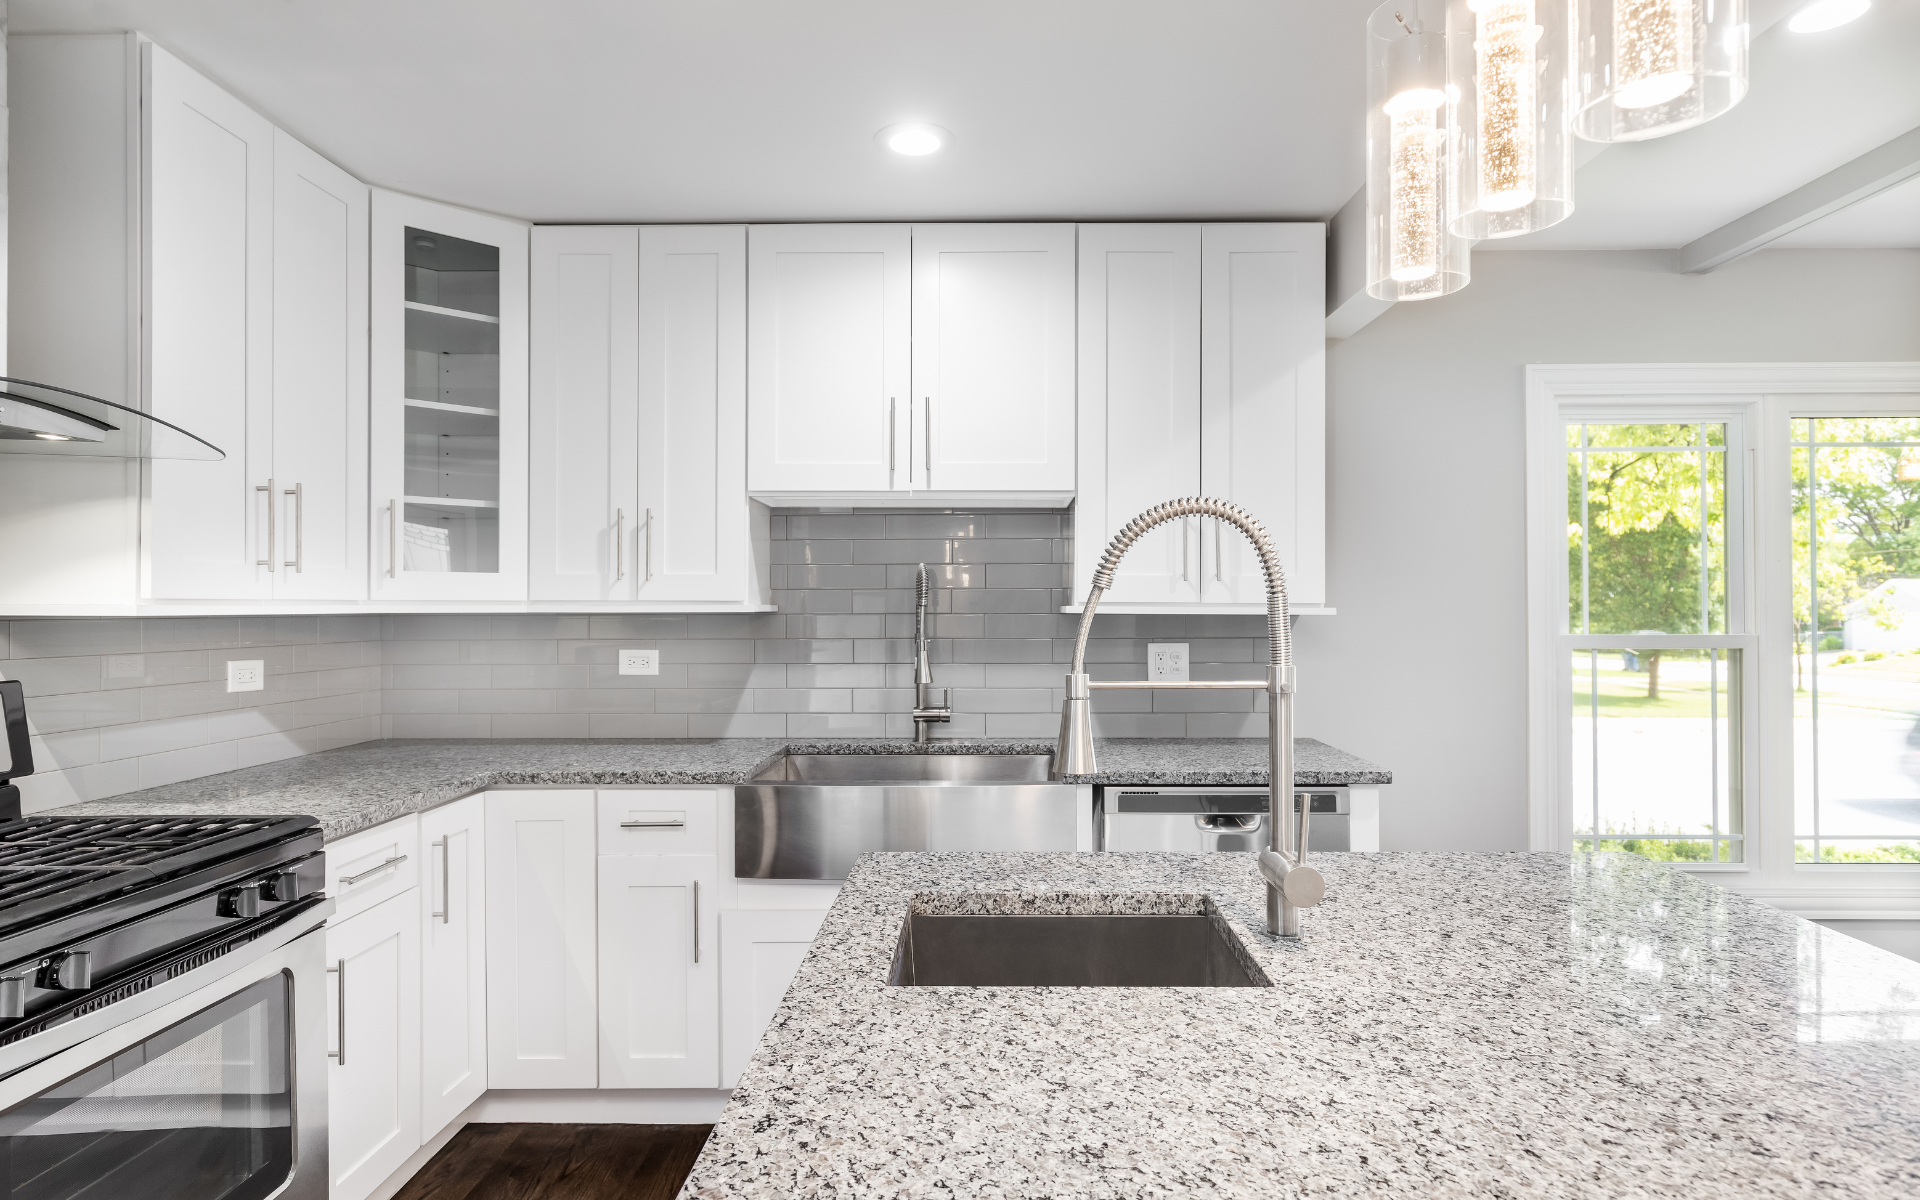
[1529,366,1920,915]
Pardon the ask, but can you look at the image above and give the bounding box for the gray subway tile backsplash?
[1,507,1268,811]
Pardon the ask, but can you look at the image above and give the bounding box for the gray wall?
[1307,247,1920,853]
[4,615,382,813]
[381,510,1272,740]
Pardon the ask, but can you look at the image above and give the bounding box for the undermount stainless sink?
[888,902,1271,988]
[748,753,1054,784]
[736,753,1081,881]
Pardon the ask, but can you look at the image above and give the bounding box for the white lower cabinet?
[598,853,720,1087]
[326,887,421,1200]
[484,790,599,1088]
[719,908,828,1086]
[419,796,487,1138]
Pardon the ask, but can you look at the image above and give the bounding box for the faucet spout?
[1056,497,1316,939]
[912,564,952,744]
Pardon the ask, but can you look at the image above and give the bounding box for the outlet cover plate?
[1147,643,1189,683]
[226,660,265,693]
[618,648,660,676]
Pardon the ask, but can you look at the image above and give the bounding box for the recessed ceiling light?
[875,123,951,157]
[1788,0,1870,32]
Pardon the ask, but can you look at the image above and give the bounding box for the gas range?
[0,813,326,1047]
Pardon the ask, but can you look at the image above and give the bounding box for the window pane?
[1567,423,1726,634]
[1794,419,1920,863]
[1572,647,1742,863]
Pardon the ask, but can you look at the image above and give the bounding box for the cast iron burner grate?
[0,816,315,934]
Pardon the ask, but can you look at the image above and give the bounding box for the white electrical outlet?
[618,648,660,676]
[226,660,265,693]
[1147,643,1189,683]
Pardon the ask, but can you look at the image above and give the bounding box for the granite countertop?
[682,851,1920,1198]
[46,737,1389,841]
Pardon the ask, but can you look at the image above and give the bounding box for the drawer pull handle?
[340,855,407,886]
[621,819,685,828]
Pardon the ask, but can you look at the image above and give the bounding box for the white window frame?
[1527,363,1920,920]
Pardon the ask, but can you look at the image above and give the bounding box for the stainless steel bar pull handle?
[284,483,304,572]
[691,879,700,964]
[615,509,625,581]
[389,500,398,578]
[1181,518,1190,583]
[327,959,346,1064]
[644,509,653,582]
[1214,518,1223,582]
[888,398,897,485]
[340,854,407,886]
[620,819,685,828]
[256,479,276,571]
[430,836,449,923]
[924,397,932,475]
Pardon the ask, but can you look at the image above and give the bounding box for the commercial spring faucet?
[912,564,952,743]
[1055,498,1326,939]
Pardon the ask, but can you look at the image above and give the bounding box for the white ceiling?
[11,0,1920,248]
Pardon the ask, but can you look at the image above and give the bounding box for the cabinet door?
[484,790,597,1088]
[598,854,719,1088]
[419,795,486,1140]
[719,908,826,1087]
[637,225,752,602]
[746,224,910,496]
[529,225,639,602]
[1199,224,1326,609]
[371,189,530,602]
[1074,225,1202,605]
[912,224,1076,494]
[142,43,274,601]
[271,129,368,601]
[327,889,421,1200]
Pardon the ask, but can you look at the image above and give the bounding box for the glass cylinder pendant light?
[1366,0,1471,302]
[1575,0,1748,142]
[1445,0,1575,239]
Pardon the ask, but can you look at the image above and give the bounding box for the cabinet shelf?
[405,495,500,509]
[405,398,500,417]
[404,299,500,324]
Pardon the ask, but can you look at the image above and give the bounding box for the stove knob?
[38,951,91,992]
[260,869,304,903]
[218,884,263,919]
[0,975,25,1020]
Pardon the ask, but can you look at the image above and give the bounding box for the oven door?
[0,922,327,1200]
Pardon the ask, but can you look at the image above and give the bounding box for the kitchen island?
[680,851,1920,1198]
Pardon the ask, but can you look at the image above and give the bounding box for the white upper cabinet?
[1199,224,1326,609]
[748,223,1076,506]
[1072,222,1325,612]
[529,225,765,607]
[371,189,530,603]
[637,225,758,603]
[911,225,1076,498]
[529,225,638,602]
[747,224,911,498]
[270,130,369,601]
[142,43,275,601]
[1074,224,1203,605]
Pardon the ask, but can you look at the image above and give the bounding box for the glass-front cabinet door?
[370,190,528,601]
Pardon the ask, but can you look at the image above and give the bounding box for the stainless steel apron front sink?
[734,754,1083,880]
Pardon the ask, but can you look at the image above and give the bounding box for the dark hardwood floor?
[391,1123,713,1200]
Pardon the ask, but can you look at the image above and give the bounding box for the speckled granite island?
[45,737,1389,840]
[680,851,1920,1199]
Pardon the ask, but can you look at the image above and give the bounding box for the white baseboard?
[470,1087,733,1124]
[367,1089,732,1200]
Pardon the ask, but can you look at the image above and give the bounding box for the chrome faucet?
[1055,498,1326,939]
[912,564,952,743]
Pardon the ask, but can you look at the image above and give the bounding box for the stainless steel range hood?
[0,377,224,460]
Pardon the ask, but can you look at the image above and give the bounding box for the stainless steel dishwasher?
[735,754,1086,879]
[1099,786,1351,853]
